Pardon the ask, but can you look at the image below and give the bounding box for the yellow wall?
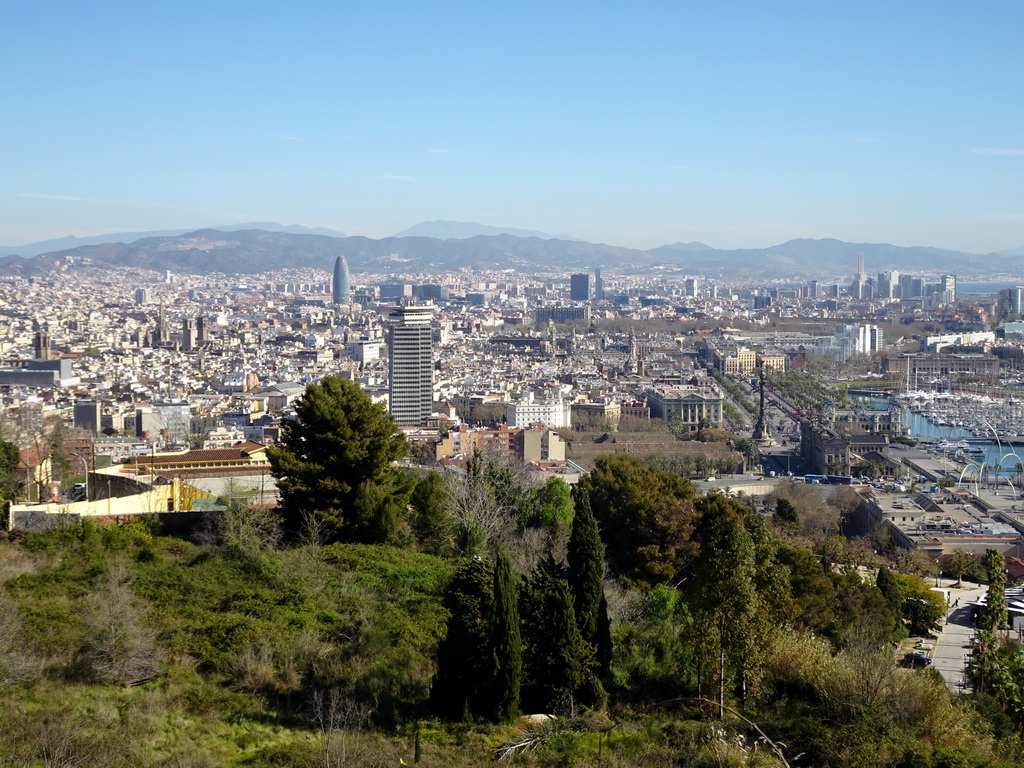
[8,477,213,522]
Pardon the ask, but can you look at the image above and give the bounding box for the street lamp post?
[69,452,89,502]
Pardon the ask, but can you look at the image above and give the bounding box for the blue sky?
[3,1,1022,252]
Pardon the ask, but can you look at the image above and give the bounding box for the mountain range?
[0,222,348,259]
[392,220,577,241]
[0,225,1020,279]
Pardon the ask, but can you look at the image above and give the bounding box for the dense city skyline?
[3,2,1022,253]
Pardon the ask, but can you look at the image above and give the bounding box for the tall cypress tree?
[491,548,522,722]
[567,486,612,688]
[874,565,905,641]
[431,559,493,720]
[521,563,584,714]
[567,486,604,642]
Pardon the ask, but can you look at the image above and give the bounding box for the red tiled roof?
[122,441,267,466]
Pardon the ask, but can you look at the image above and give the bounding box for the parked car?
[904,652,932,668]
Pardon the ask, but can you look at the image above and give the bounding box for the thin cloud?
[19,193,100,202]
[971,148,1024,156]
[16,193,267,220]
[376,174,417,182]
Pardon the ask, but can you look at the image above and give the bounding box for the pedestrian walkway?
[930,578,988,694]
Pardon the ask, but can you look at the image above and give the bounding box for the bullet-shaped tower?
[332,255,350,305]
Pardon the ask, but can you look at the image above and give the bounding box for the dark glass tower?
[332,255,350,304]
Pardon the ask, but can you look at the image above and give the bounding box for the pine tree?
[774,497,798,523]
[490,549,522,722]
[266,376,411,542]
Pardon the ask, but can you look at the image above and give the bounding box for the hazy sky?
[3,1,1022,252]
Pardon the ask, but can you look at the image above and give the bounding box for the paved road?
[930,579,988,693]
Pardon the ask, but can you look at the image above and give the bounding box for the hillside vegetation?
[2,458,1022,766]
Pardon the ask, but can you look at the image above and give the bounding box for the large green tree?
[687,495,759,715]
[409,471,452,552]
[580,454,697,587]
[267,376,411,542]
[0,440,20,500]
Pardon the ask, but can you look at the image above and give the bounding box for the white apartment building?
[506,395,571,428]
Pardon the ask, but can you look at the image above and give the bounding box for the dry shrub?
[762,628,832,692]
[227,632,332,694]
[227,645,284,692]
[0,542,40,583]
[76,561,163,685]
[884,669,992,752]
[604,581,647,624]
[509,527,554,574]
[309,687,405,768]
[813,632,988,752]
[0,591,39,686]
[159,750,219,768]
[0,704,115,768]
[814,640,901,715]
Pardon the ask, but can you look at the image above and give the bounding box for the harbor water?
[853,394,1024,476]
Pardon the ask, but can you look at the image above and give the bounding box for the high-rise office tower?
[74,400,101,435]
[134,288,150,306]
[332,255,350,304]
[33,329,51,360]
[940,275,957,301]
[1010,287,1024,316]
[388,306,433,426]
[594,267,604,301]
[877,271,900,299]
[570,273,590,301]
[850,252,869,299]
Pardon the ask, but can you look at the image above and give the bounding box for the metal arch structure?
[956,461,983,497]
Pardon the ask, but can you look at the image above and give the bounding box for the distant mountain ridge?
[394,220,578,241]
[0,222,347,259]
[0,228,1020,279]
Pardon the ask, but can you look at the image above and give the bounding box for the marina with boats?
[854,390,1024,479]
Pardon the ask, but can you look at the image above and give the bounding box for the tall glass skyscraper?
[332,255,350,304]
[570,273,590,301]
[388,306,433,425]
